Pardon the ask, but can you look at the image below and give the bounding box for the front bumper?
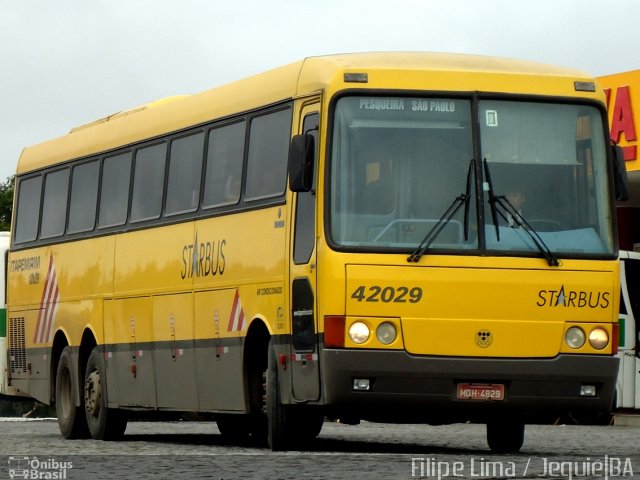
[322,349,618,423]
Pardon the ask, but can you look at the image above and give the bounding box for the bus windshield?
[329,95,614,257]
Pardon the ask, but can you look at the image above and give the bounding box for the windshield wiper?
[483,159,501,241]
[463,159,473,241]
[408,160,473,263]
[483,161,560,267]
[495,195,560,267]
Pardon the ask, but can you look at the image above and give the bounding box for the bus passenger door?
[289,106,320,402]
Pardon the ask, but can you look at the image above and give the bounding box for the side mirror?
[612,143,629,201]
[288,134,315,193]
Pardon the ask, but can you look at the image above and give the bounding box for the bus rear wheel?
[84,348,127,440]
[55,347,89,439]
[486,420,525,453]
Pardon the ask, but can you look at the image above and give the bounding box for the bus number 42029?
[350,285,423,303]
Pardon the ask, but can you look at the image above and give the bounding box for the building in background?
[600,71,640,413]
[599,70,640,250]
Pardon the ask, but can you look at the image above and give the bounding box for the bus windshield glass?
[329,95,614,257]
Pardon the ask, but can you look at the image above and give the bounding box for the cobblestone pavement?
[0,418,639,479]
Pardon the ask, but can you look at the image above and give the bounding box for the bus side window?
[130,143,167,223]
[98,153,132,228]
[68,160,99,234]
[245,109,292,201]
[293,113,319,264]
[203,121,245,208]
[165,132,204,216]
[40,169,70,239]
[14,175,42,244]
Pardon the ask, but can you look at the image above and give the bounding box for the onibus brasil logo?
[8,456,73,479]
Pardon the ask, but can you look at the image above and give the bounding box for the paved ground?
[0,418,639,479]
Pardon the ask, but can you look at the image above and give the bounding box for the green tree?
[0,176,14,231]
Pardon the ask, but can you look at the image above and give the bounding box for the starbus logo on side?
[181,232,226,279]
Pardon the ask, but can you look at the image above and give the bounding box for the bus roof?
[17,52,597,175]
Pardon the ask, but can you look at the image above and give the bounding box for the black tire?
[259,339,322,450]
[266,340,291,450]
[84,347,127,440]
[486,420,525,453]
[55,347,90,439]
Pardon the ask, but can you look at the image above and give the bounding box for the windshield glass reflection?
[329,96,613,257]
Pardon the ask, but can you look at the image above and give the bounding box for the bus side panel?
[8,237,115,402]
[104,299,119,407]
[192,207,288,411]
[108,221,191,409]
[8,247,51,402]
[52,237,115,305]
[114,225,192,297]
[107,297,157,408]
[152,293,198,410]
[193,206,287,317]
[195,289,245,411]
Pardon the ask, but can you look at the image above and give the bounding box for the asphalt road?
[1,418,639,479]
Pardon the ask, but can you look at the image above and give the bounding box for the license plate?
[456,383,505,401]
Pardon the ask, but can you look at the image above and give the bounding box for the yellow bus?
[5,53,625,453]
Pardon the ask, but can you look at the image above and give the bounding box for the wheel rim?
[84,369,101,418]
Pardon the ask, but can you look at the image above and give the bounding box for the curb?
[613,414,640,427]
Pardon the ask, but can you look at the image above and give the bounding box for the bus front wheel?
[84,348,127,440]
[55,347,89,439]
[266,340,293,451]
[486,420,525,453]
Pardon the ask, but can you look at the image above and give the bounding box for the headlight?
[376,322,397,345]
[588,327,609,350]
[565,326,586,349]
[348,321,370,344]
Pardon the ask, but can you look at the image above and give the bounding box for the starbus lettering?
[536,285,610,309]
[181,234,226,279]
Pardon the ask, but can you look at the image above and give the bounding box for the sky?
[1,0,639,181]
